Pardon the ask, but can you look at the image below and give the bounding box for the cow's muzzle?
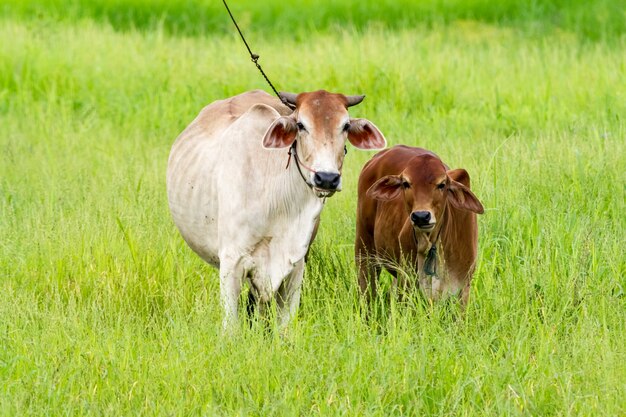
[313,171,341,195]
[411,210,435,231]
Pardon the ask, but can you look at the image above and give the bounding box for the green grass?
[1,1,625,415]
[3,0,626,41]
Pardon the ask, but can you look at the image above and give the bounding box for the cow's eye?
[437,182,446,190]
[402,181,410,189]
[296,122,306,131]
[343,122,351,132]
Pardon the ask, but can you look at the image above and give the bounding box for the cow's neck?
[268,155,324,218]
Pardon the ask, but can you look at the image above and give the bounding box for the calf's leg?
[460,282,471,308]
[356,248,380,303]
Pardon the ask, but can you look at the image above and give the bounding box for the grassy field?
[1,0,625,415]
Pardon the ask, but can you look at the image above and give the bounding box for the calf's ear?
[347,119,387,150]
[447,168,471,187]
[366,175,403,201]
[446,171,484,214]
[262,117,297,149]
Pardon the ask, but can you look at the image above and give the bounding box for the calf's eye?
[343,123,351,132]
[296,122,306,131]
[437,182,446,190]
[402,181,410,189]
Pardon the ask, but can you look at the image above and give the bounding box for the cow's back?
[166,90,291,265]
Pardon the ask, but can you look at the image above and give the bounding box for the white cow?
[167,89,386,329]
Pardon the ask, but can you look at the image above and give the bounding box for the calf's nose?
[313,171,341,190]
[411,211,432,226]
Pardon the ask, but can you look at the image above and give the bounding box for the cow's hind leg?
[276,259,305,330]
[245,285,272,329]
[246,289,257,320]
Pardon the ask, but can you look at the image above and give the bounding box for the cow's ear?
[446,171,484,214]
[347,119,387,150]
[366,175,404,201]
[263,117,297,149]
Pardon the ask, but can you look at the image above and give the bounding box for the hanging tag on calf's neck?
[423,244,438,277]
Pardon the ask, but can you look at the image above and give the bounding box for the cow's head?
[366,154,484,232]
[262,90,386,197]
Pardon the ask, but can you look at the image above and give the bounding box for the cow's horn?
[278,92,298,106]
[345,94,365,107]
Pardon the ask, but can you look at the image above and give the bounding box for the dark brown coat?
[355,145,484,305]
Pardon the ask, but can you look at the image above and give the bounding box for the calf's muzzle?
[411,211,433,228]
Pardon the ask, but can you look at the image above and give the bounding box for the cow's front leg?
[218,253,246,331]
[276,259,305,329]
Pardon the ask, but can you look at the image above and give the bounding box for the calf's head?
[366,154,484,232]
[262,90,386,197]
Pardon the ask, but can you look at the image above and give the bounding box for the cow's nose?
[313,172,341,190]
[411,211,432,226]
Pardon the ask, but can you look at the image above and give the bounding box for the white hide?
[167,91,323,328]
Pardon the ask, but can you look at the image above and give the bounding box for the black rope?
[287,141,314,190]
[412,211,445,277]
[222,0,295,110]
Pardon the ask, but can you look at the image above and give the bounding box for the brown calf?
[355,145,484,305]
